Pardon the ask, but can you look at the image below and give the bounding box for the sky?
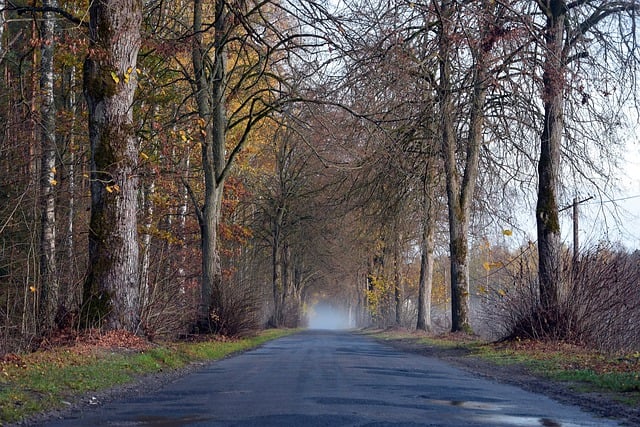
[493,137,640,253]
[557,139,640,251]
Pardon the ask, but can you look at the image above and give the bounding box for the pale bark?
[38,0,58,331]
[0,0,5,60]
[416,163,436,332]
[139,180,155,309]
[61,65,77,317]
[393,235,402,326]
[83,0,142,331]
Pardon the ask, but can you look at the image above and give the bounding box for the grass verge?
[0,329,297,424]
[367,330,640,406]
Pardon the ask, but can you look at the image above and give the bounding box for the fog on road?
[41,330,620,426]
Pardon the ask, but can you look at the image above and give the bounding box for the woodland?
[1,0,640,355]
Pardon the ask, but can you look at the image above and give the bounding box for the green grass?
[0,329,297,424]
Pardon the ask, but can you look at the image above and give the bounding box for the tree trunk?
[139,180,155,310]
[416,163,436,332]
[62,65,78,315]
[192,0,227,327]
[38,0,58,332]
[438,0,493,333]
[271,215,282,327]
[536,0,566,314]
[83,0,142,331]
[393,235,402,326]
[0,0,5,60]
[438,0,470,333]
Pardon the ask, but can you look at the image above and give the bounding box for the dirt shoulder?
[375,335,640,427]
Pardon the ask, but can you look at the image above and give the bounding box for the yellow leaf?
[483,261,491,271]
[29,286,36,293]
[181,134,188,142]
[140,152,149,160]
[136,68,142,75]
[200,129,207,137]
[110,71,120,84]
[50,178,58,186]
[502,229,513,236]
[106,185,113,193]
[51,166,56,174]
[82,173,89,178]
[124,67,132,84]
[112,184,121,192]
[497,289,506,297]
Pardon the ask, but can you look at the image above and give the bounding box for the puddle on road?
[429,399,504,411]
[134,415,213,426]
[428,400,566,426]
[476,414,566,426]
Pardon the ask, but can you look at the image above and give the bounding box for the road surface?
[41,330,620,426]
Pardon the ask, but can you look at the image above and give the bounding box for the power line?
[586,194,640,205]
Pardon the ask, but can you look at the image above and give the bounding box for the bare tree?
[533,0,640,317]
[435,0,500,332]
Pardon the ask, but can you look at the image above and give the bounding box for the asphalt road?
[41,330,620,427]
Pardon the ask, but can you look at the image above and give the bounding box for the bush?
[209,279,262,337]
[481,245,640,352]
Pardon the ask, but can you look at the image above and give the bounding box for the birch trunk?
[38,0,58,331]
[61,65,77,318]
[139,180,155,309]
[0,0,5,60]
[83,0,142,331]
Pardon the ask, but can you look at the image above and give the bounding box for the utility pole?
[564,196,594,263]
[573,197,579,265]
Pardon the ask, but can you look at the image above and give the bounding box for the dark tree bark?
[83,0,142,331]
[192,0,227,327]
[536,0,566,314]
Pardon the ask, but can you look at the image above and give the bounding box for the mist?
[307,303,353,330]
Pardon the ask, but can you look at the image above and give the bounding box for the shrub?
[481,244,640,352]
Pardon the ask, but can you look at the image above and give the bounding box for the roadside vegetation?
[0,329,296,424]
[369,330,640,407]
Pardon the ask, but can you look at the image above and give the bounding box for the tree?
[533,0,640,317]
[82,0,143,330]
[38,0,59,331]
[188,0,313,328]
[436,0,499,332]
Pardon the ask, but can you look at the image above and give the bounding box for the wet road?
[42,330,620,426]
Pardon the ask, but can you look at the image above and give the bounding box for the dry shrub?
[481,245,640,352]
[209,279,261,337]
[138,245,200,340]
[569,246,640,351]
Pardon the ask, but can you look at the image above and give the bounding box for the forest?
[1,0,640,355]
